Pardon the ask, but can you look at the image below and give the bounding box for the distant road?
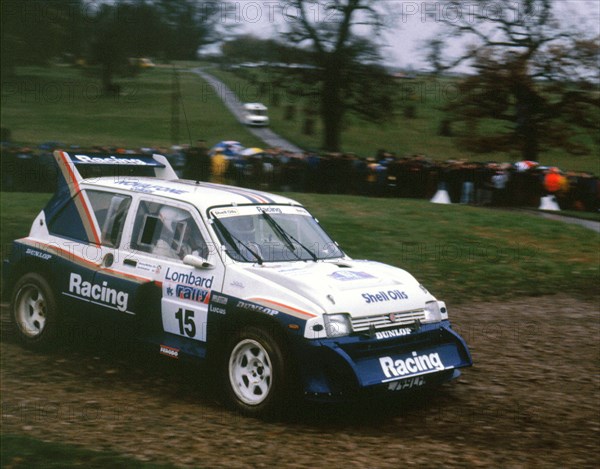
[191,68,304,153]
[534,212,600,233]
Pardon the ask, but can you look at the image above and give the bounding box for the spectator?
[474,162,494,206]
[543,167,563,194]
[491,167,510,206]
[460,162,476,204]
[184,139,210,181]
[3,141,598,213]
[211,149,229,185]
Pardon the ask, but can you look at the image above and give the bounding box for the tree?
[155,0,220,61]
[430,0,600,160]
[221,35,289,64]
[1,0,85,78]
[88,0,220,92]
[89,2,138,92]
[282,0,396,151]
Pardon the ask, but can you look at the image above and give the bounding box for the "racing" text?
[68,273,129,312]
[379,351,445,379]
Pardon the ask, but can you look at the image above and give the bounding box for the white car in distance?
[243,103,269,126]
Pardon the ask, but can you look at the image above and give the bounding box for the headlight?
[425,300,448,320]
[425,300,440,316]
[323,314,353,338]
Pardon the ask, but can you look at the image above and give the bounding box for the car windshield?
[210,205,344,263]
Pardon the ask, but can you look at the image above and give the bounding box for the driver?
[153,206,206,260]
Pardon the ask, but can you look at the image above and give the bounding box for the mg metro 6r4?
[4,151,472,417]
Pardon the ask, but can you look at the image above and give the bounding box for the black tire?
[11,273,60,350]
[223,326,290,418]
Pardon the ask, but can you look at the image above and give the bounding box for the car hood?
[225,260,436,318]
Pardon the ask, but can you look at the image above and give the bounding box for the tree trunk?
[514,84,540,161]
[320,73,344,152]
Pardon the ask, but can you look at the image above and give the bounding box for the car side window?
[86,191,132,247]
[47,194,92,242]
[131,201,209,261]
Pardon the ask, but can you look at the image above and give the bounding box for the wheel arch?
[5,258,57,302]
[206,305,294,366]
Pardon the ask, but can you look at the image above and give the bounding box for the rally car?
[4,151,472,417]
[242,103,269,126]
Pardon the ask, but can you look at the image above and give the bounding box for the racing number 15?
[175,308,196,337]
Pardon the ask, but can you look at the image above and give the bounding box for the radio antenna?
[171,66,193,147]
[170,66,180,145]
[181,85,193,147]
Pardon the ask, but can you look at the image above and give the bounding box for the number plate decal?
[161,298,207,341]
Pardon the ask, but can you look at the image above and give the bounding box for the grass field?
[0,64,264,149]
[208,66,600,174]
[1,192,597,305]
[1,63,598,174]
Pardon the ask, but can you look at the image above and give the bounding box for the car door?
[44,188,108,318]
[84,189,147,321]
[110,197,225,346]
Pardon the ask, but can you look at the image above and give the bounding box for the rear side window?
[87,191,131,247]
[48,192,94,244]
[48,190,131,246]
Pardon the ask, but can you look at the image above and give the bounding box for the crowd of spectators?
[1,141,598,213]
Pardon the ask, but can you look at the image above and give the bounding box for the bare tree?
[429,0,599,160]
[283,0,395,151]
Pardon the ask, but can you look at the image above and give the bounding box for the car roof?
[243,103,267,110]
[80,176,300,213]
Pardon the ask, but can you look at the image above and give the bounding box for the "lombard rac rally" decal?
[165,268,214,288]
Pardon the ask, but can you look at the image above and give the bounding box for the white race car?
[4,151,472,417]
[242,103,269,126]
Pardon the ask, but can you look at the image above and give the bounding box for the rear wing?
[41,151,179,243]
[54,151,178,191]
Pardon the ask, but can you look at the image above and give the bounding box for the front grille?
[351,309,427,332]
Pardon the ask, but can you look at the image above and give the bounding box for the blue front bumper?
[294,321,472,400]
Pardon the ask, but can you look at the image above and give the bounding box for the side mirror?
[183,254,215,270]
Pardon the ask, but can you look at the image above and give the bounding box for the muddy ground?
[1,295,599,468]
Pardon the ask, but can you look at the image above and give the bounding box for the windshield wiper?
[210,216,263,265]
[260,210,318,262]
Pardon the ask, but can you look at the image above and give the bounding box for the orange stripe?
[58,151,80,196]
[76,191,101,245]
[248,297,316,318]
[252,193,268,203]
[20,239,153,284]
[57,152,101,245]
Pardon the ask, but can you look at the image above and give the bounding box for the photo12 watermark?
[2,400,123,424]
[2,80,139,105]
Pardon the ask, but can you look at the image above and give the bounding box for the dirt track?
[1,295,599,468]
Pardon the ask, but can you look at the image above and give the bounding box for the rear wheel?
[11,273,59,350]
[224,326,289,417]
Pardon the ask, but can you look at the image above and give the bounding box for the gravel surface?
[1,295,599,468]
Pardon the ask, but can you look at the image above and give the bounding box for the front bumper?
[245,119,269,126]
[294,321,472,400]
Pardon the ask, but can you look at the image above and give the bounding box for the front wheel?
[224,326,289,417]
[11,273,60,350]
